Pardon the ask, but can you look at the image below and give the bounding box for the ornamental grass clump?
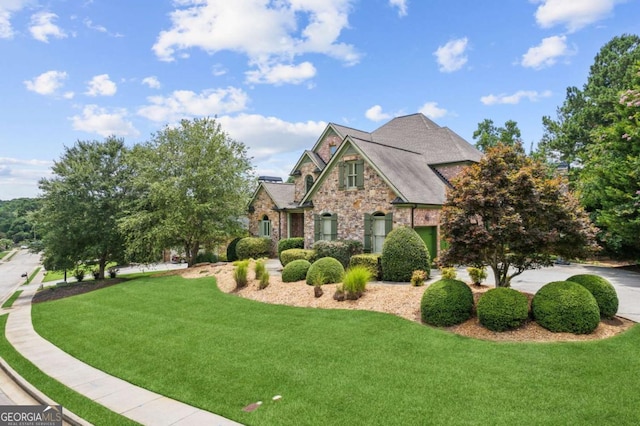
[342,266,371,300]
[254,259,266,280]
[477,288,529,332]
[566,274,618,319]
[233,260,249,289]
[258,271,270,290]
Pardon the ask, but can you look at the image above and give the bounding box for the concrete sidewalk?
[4,279,241,425]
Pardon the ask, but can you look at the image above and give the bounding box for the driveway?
[454,263,640,323]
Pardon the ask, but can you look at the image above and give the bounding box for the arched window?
[313,212,337,241]
[364,212,393,253]
[305,175,314,193]
[259,214,271,237]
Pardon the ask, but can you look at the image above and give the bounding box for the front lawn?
[32,275,640,425]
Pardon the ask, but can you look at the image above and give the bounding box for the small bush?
[233,260,249,289]
[313,239,363,268]
[440,267,457,280]
[306,257,345,286]
[278,238,305,260]
[420,279,473,327]
[74,267,85,283]
[259,271,270,289]
[411,270,427,286]
[236,237,271,260]
[254,259,266,280]
[280,248,316,266]
[467,267,488,285]
[477,288,529,332]
[349,254,382,280]
[566,274,618,319]
[226,237,242,262]
[342,266,371,299]
[282,259,312,283]
[381,226,430,282]
[195,251,218,263]
[532,281,600,334]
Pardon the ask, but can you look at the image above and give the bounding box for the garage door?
[414,226,437,260]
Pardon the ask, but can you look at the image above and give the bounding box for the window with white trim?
[259,215,271,237]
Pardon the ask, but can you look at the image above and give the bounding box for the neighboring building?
[247,113,482,258]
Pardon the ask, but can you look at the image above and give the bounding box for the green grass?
[23,267,41,285]
[1,291,23,308]
[32,276,640,425]
[0,251,7,260]
[0,315,138,426]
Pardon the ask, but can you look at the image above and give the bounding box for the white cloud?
[0,0,31,39]
[0,157,53,200]
[365,105,391,122]
[29,11,67,42]
[24,70,68,96]
[245,62,317,85]
[480,90,552,105]
[418,102,447,119]
[521,35,572,69]
[70,105,139,137]
[142,76,161,89]
[85,74,117,97]
[434,37,468,73]
[83,17,123,37]
[533,0,623,32]
[137,87,249,123]
[152,1,360,85]
[389,0,408,17]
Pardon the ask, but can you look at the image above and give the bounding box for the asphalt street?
[0,249,41,303]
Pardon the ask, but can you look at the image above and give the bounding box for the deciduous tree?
[472,119,522,152]
[440,144,597,287]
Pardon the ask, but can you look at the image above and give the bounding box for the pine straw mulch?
[173,262,635,343]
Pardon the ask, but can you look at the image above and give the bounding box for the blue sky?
[1,0,639,200]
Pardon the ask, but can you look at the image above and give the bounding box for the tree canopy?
[472,119,522,153]
[36,137,129,278]
[120,117,254,267]
[440,144,598,287]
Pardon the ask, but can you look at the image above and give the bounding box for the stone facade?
[434,163,468,183]
[315,130,342,164]
[294,159,321,203]
[247,187,284,254]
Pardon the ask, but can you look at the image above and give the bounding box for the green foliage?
[258,271,270,289]
[410,270,427,286]
[235,237,271,260]
[477,288,529,332]
[349,253,381,280]
[441,143,598,287]
[278,238,305,260]
[532,281,601,334]
[342,266,371,299]
[280,248,316,266]
[195,251,218,263]
[2,290,23,308]
[306,257,345,285]
[233,261,249,289]
[120,117,254,267]
[254,259,266,280]
[566,274,619,319]
[226,237,242,262]
[73,266,85,283]
[0,198,41,244]
[467,267,488,285]
[420,279,473,327]
[312,239,363,268]
[381,226,430,282]
[281,259,312,283]
[440,267,457,279]
[472,119,522,152]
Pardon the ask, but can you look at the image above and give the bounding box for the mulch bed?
[32,279,128,304]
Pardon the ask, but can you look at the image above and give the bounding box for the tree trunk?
[186,241,200,267]
[99,255,107,280]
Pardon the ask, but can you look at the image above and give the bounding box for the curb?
[0,357,92,426]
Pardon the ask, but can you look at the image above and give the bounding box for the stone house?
[247,113,482,258]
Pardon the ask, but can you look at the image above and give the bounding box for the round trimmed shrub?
[306,257,345,286]
[566,274,618,319]
[280,248,316,266]
[278,238,305,260]
[381,226,430,282]
[282,259,312,283]
[420,279,473,327]
[226,237,242,262]
[532,281,600,334]
[236,237,271,260]
[477,288,529,332]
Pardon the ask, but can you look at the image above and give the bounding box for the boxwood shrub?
[236,237,271,260]
[420,279,473,327]
[477,288,529,332]
[381,226,430,282]
[226,237,242,262]
[306,257,345,286]
[312,240,363,268]
[282,259,312,283]
[566,274,618,319]
[349,254,382,280]
[532,281,600,334]
[278,238,305,260]
[280,248,316,267]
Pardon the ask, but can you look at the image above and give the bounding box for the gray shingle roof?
[261,182,296,209]
[331,123,372,142]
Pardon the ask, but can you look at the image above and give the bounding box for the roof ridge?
[351,136,422,155]
[330,122,370,134]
